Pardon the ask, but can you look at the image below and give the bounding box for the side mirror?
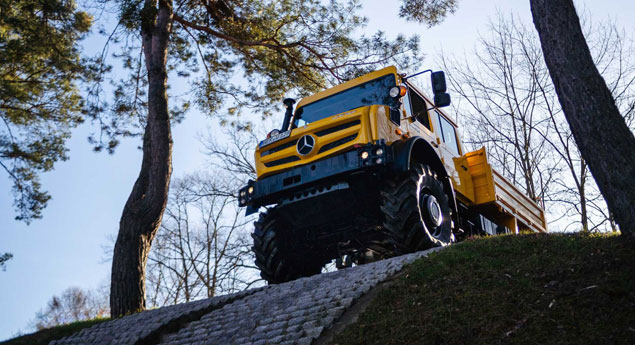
[434,92,451,108]
[431,71,447,93]
[431,71,451,108]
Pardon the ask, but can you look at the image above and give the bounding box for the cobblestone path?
[51,248,441,345]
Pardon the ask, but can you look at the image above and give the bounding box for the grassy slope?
[0,319,109,345]
[333,233,635,345]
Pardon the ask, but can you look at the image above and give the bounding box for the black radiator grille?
[318,134,358,154]
[261,139,297,157]
[315,120,361,137]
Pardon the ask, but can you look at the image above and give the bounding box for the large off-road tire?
[381,164,453,254]
[251,210,324,284]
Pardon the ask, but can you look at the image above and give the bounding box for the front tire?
[251,209,324,284]
[381,164,453,254]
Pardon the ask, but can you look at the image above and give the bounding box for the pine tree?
[0,0,92,222]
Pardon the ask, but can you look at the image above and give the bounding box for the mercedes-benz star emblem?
[296,135,315,156]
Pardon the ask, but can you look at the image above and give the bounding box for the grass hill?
[0,319,108,345]
[332,233,635,345]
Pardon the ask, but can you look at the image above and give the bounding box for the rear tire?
[251,209,324,284]
[381,164,452,254]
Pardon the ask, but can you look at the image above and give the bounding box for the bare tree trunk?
[579,159,589,232]
[110,0,173,317]
[579,186,588,232]
[530,0,635,236]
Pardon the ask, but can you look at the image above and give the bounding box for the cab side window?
[408,90,431,130]
[436,111,461,156]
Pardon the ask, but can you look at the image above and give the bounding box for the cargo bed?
[461,147,547,233]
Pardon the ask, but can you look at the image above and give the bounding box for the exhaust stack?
[281,98,296,131]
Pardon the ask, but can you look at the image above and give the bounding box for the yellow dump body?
[459,147,547,233]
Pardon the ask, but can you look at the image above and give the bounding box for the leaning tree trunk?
[110,0,173,317]
[529,0,635,236]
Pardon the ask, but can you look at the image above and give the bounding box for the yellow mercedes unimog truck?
[238,66,547,283]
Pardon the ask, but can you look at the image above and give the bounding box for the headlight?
[248,186,254,194]
[375,148,384,156]
[240,190,246,197]
[360,151,369,159]
[389,86,400,98]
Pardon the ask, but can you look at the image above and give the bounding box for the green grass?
[0,318,109,345]
[333,233,635,345]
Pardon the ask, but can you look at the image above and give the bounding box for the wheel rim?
[424,194,443,227]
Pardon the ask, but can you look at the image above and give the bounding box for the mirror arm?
[403,69,432,81]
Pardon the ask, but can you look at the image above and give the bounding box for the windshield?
[293,73,398,127]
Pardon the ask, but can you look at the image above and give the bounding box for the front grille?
[261,139,297,157]
[264,155,300,167]
[318,134,358,154]
[315,120,361,137]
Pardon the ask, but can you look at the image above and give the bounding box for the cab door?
[402,86,436,145]
[432,110,461,158]
[430,109,464,187]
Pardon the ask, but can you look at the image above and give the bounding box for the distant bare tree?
[586,18,635,130]
[141,124,263,307]
[201,126,259,181]
[32,287,109,330]
[442,13,635,232]
[441,14,558,204]
[146,171,259,307]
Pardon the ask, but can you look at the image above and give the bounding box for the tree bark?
[110,0,173,317]
[529,0,635,236]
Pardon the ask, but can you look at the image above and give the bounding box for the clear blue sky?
[1,0,633,340]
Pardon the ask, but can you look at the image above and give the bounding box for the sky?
[1,0,634,340]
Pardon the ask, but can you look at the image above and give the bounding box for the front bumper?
[238,141,391,214]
